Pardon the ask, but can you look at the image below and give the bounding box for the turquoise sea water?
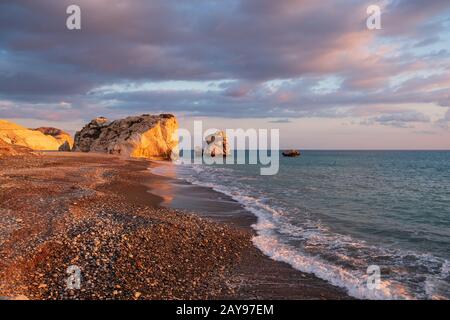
[170,151,450,299]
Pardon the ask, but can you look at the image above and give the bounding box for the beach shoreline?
[0,152,350,300]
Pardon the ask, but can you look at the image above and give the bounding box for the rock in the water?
[282,150,301,157]
[204,130,230,157]
[34,127,74,150]
[0,119,62,150]
[72,114,178,160]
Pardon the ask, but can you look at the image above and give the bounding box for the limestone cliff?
[0,120,62,151]
[0,138,36,157]
[73,114,179,160]
[34,127,74,151]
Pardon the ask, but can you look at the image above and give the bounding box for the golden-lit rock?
[0,138,36,157]
[73,114,179,160]
[34,127,74,150]
[0,120,61,150]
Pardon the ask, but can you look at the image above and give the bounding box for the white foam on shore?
[184,178,409,299]
[149,162,448,300]
[251,218,414,300]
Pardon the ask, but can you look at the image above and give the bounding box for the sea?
[156,150,450,300]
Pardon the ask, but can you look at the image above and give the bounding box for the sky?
[0,0,450,149]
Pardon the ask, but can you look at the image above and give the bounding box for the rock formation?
[0,120,62,150]
[204,130,230,157]
[0,138,36,157]
[58,141,72,151]
[72,114,179,160]
[34,127,74,150]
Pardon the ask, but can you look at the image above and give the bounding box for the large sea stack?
[72,114,179,160]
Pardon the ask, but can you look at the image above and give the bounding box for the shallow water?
[155,151,450,299]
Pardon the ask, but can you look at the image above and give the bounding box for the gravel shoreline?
[0,152,350,300]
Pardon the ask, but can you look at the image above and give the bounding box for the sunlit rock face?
[0,120,61,151]
[73,114,179,160]
[204,130,230,157]
[34,127,74,150]
[0,138,35,157]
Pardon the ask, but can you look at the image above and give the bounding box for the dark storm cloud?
[0,0,450,122]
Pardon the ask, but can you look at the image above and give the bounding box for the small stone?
[134,292,141,299]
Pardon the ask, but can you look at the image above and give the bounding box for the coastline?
[0,152,350,300]
[146,161,351,299]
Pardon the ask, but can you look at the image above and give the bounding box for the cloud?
[381,0,450,36]
[413,130,436,135]
[363,110,431,128]
[268,119,292,123]
[445,108,450,121]
[413,36,441,48]
[435,108,450,129]
[0,0,449,124]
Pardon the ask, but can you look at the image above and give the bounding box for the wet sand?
[0,152,350,299]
